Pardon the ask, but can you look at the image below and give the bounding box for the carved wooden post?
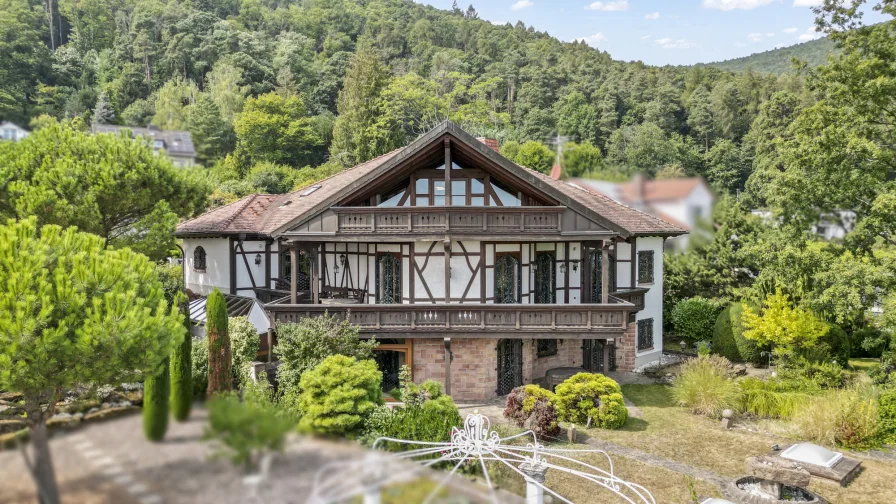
[443,337,452,396]
[601,243,610,304]
[444,138,452,205]
[289,245,298,304]
[312,244,321,304]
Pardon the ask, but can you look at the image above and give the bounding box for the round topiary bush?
[801,324,851,366]
[554,373,628,429]
[503,385,561,438]
[670,297,723,343]
[712,303,761,364]
[297,354,383,437]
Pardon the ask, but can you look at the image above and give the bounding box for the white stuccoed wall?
[634,236,664,368]
[184,237,231,296]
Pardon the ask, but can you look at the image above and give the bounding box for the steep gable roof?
[176,122,685,238]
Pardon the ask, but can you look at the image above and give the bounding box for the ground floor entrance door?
[496,339,523,396]
[583,339,615,373]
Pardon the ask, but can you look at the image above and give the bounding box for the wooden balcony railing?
[610,288,649,312]
[332,206,565,235]
[265,301,634,337]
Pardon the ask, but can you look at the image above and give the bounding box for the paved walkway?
[0,408,502,504]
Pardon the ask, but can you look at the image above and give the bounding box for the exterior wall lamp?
[254,253,262,266]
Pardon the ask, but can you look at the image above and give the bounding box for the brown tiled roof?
[177,122,685,238]
[531,171,686,236]
[175,150,401,236]
[619,177,708,203]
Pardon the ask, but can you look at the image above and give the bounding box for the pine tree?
[143,357,170,441]
[170,297,193,421]
[92,92,114,125]
[206,288,232,395]
[330,45,389,166]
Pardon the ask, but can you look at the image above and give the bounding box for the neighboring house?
[751,209,856,241]
[568,175,714,252]
[92,124,196,167]
[0,121,29,142]
[175,122,686,401]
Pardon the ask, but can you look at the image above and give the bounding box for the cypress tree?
[143,357,170,441]
[170,297,193,421]
[206,288,232,395]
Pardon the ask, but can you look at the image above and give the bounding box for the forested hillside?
[1,0,808,204]
[704,37,836,75]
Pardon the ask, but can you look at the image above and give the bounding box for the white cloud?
[641,34,652,40]
[798,33,815,41]
[775,43,788,48]
[747,32,763,42]
[701,0,775,11]
[511,0,533,11]
[793,0,823,6]
[766,32,775,37]
[645,12,660,20]
[574,33,607,46]
[655,37,698,49]
[585,1,628,11]
[783,27,799,33]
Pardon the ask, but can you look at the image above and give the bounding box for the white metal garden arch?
[307,412,656,504]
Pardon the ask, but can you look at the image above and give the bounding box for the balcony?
[610,288,649,312]
[332,206,565,236]
[265,300,634,339]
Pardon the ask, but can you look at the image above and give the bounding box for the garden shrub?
[229,316,261,388]
[503,385,561,438]
[191,336,209,398]
[696,340,712,356]
[672,355,739,419]
[712,303,760,364]
[275,314,378,395]
[800,324,851,366]
[879,389,896,444]
[778,359,848,390]
[554,373,627,429]
[170,302,193,421]
[794,387,880,449]
[670,297,723,343]
[142,357,170,441]
[203,380,296,469]
[207,289,232,395]
[297,355,383,437]
[738,378,813,419]
[868,357,896,387]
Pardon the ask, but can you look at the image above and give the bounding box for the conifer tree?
[170,297,193,421]
[143,357,170,441]
[330,44,389,166]
[206,288,232,395]
[91,92,114,125]
[0,218,183,503]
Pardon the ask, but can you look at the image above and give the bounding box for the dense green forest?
[704,37,837,75]
[0,0,812,204]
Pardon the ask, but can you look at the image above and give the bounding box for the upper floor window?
[376,175,522,207]
[534,251,556,304]
[193,246,207,271]
[376,253,401,304]
[280,250,311,291]
[637,250,654,284]
[494,253,521,304]
[589,249,617,300]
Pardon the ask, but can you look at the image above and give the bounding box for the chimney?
[550,164,562,180]
[477,137,500,153]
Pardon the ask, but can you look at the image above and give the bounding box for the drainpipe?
[443,337,453,396]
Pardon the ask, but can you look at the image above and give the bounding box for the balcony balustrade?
[332,206,564,235]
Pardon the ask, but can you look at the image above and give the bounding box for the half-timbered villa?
[175,122,685,401]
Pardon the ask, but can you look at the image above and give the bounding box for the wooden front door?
[582,339,605,372]
[496,339,523,395]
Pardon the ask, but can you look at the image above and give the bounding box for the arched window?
[193,246,207,271]
[376,253,401,304]
[494,254,521,304]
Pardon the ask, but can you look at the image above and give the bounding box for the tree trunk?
[45,0,56,50]
[29,421,60,504]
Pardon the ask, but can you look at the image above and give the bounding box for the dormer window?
[193,246,207,271]
[153,139,165,149]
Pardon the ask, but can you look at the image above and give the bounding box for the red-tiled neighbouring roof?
[618,177,708,203]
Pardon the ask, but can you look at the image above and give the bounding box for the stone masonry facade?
[413,337,582,402]
[614,322,637,372]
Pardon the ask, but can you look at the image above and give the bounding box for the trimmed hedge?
[206,288,232,395]
[170,303,192,421]
[712,303,760,364]
[297,355,383,436]
[143,357,170,441]
[801,324,850,366]
[504,385,561,438]
[670,297,723,342]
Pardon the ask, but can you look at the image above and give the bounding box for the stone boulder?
[745,456,811,488]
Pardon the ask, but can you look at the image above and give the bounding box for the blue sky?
[418,0,888,66]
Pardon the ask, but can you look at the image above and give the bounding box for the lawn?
[571,384,896,504]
